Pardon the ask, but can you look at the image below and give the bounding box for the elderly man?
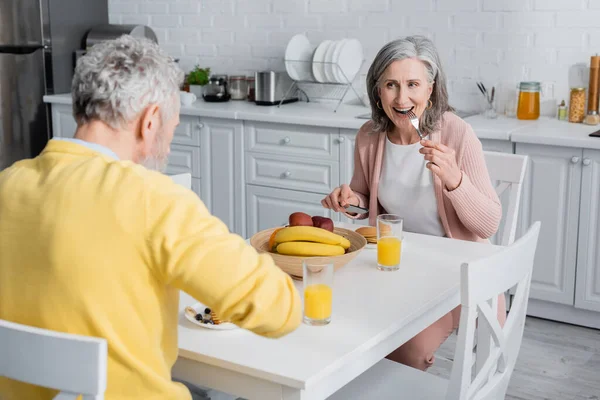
[0,36,301,400]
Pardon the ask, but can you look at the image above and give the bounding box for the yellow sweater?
[0,140,302,399]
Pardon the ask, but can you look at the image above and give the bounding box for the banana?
[274,226,351,249]
[276,241,345,256]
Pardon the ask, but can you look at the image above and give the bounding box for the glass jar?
[517,81,541,120]
[229,75,247,100]
[246,76,255,102]
[568,87,586,123]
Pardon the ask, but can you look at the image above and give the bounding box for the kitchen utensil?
[284,34,314,81]
[517,81,541,120]
[331,38,363,84]
[406,110,425,139]
[203,75,230,102]
[344,204,368,214]
[312,40,333,83]
[254,71,298,105]
[184,302,239,330]
[249,227,366,279]
[584,55,600,125]
[180,91,196,106]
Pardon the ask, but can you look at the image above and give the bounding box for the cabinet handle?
[583,158,591,166]
[571,156,580,164]
[282,137,291,144]
[282,171,292,178]
[196,122,204,129]
[337,136,346,143]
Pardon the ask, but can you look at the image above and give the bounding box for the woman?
[321,36,504,371]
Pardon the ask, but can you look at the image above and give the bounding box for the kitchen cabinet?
[198,117,245,238]
[246,185,337,237]
[575,149,600,312]
[516,143,581,305]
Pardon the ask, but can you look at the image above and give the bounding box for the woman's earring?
[376,100,382,109]
[426,99,433,110]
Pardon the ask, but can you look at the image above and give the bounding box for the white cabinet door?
[50,104,77,138]
[246,185,337,237]
[338,129,368,226]
[575,149,600,312]
[516,143,582,305]
[199,118,245,237]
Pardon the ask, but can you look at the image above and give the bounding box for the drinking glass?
[302,258,334,326]
[377,214,403,271]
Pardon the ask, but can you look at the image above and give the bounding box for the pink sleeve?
[345,127,370,220]
[444,124,502,238]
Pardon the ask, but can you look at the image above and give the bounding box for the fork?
[406,110,425,140]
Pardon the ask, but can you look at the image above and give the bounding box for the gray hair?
[366,35,453,136]
[72,35,184,129]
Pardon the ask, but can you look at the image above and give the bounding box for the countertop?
[44,94,600,149]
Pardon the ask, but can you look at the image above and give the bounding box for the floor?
[429,316,600,400]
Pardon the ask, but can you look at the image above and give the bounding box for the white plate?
[184,302,239,330]
[333,38,363,84]
[285,34,314,82]
[323,40,341,83]
[312,40,333,83]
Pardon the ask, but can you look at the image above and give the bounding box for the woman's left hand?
[419,139,462,191]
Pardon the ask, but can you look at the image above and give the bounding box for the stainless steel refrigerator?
[0,0,108,170]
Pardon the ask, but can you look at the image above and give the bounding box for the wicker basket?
[249,227,367,279]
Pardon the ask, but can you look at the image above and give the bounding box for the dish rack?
[280,59,365,113]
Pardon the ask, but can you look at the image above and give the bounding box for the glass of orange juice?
[377,214,403,271]
[303,257,334,326]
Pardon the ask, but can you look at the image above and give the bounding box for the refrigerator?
[0,0,108,170]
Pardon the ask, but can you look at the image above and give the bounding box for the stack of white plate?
[284,34,363,84]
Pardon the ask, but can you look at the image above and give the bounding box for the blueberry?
[202,318,212,324]
[204,307,211,314]
[194,314,202,321]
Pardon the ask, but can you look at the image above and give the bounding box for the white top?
[378,136,446,237]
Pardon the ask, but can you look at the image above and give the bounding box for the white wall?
[108,0,600,113]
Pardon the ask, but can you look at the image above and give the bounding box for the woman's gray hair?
[366,35,453,135]
[72,35,184,129]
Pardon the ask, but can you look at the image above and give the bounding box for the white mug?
[180,91,197,106]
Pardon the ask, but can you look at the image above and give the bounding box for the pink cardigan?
[349,112,501,243]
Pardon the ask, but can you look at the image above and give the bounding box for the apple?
[289,212,313,227]
[311,216,334,232]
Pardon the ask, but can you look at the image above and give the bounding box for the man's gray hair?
[72,35,184,129]
[366,35,453,136]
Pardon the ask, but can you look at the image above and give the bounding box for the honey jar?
[517,81,541,120]
[568,87,586,123]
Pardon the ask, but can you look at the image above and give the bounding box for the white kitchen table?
[172,224,502,400]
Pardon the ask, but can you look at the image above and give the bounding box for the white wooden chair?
[328,221,541,400]
[169,172,192,190]
[0,319,107,400]
[484,152,528,247]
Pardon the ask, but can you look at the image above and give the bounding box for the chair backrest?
[484,152,528,246]
[169,172,192,190]
[446,221,541,400]
[0,319,107,400]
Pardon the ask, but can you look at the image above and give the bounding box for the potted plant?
[186,65,210,98]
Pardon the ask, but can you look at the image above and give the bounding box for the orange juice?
[377,236,402,266]
[304,283,332,320]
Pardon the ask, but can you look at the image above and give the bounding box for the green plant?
[187,66,211,86]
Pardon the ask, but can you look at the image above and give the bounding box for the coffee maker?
[203,75,230,102]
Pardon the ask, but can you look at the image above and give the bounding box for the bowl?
[250,227,367,279]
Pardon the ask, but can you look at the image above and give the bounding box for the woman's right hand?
[321,184,360,212]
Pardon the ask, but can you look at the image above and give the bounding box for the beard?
[141,129,169,172]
